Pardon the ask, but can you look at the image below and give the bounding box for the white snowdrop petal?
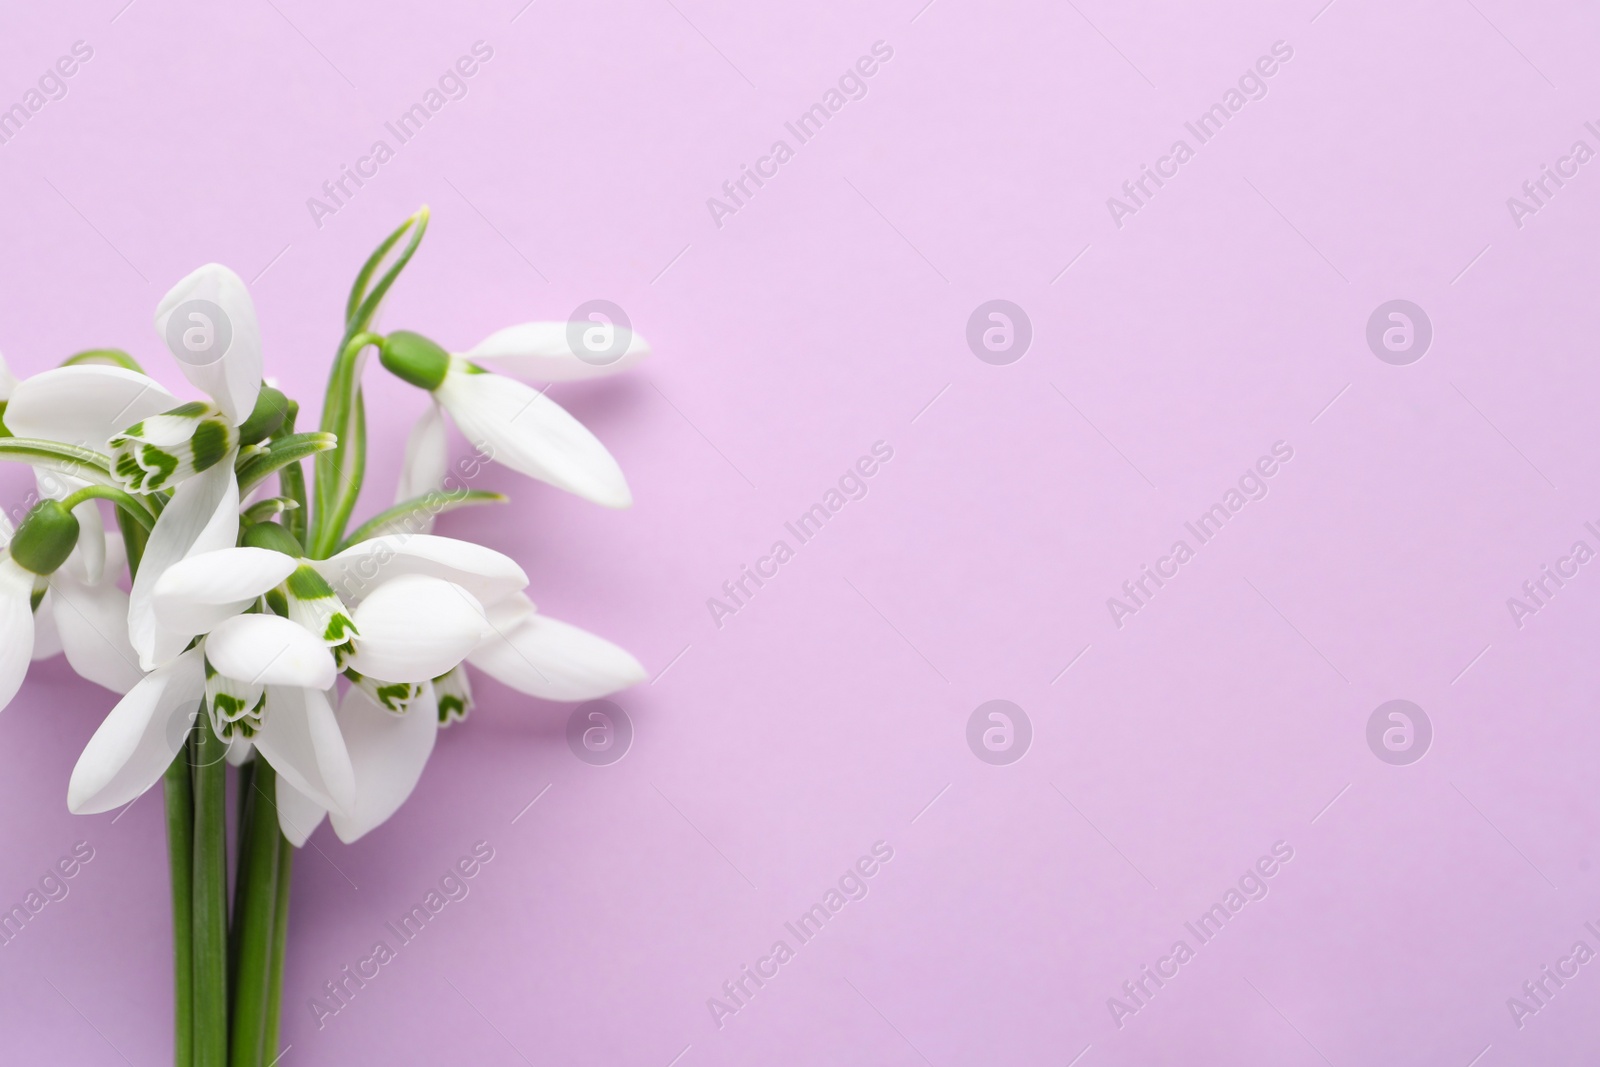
[0,560,35,711]
[274,774,327,847]
[67,649,205,814]
[465,321,651,382]
[312,533,526,607]
[468,611,645,703]
[436,368,631,509]
[395,402,449,511]
[254,685,355,817]
[31,589,62,662]
[154,263,262,422]
[344,575,487,683]
[128,460,239,670]
[206,615,337,690]
[328,683,438,843]
[153,547,299,638]
[51,574,143,694]
[4,365,178,451]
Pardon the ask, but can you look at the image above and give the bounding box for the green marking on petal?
[374,683,413,711]
[324,612,357,644]
[189,419,232,473]
[286,565,334,601]
[165,401,211,419]
[139,444,179,488]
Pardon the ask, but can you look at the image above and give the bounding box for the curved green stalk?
[0,438,116,486]
[59,483,158,530]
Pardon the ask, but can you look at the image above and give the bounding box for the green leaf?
[311,207,431,559]
[346,206,429,337]
[337,490,507,551]
[237,432,337,495]
[0,437,117,486]
[62,348,144,373]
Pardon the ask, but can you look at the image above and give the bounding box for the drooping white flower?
[114,263,269,669]
[379,328,642,509]
[0,500,143,713]
[67,544,359,817]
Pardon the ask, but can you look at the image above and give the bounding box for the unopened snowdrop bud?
[237,385,289,446]
[204,659,264,741]
[379,331,451,391]
[433,665,473,725]
[109,401,238,493]
[9,500,80,577]
[241,521,303,557]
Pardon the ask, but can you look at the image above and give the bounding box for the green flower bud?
[379,331,451,391]
[237,386,290,447]
[241,522,303,557]
[10,500,80,576]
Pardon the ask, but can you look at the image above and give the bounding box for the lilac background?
[2,0,1600,1063]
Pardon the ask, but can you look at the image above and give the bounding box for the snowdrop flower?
[132,531,507,843]
[0,499,142,713]
[275,532,642,845]
[379,326,642,509]
[67,543,355,818]
[107,265,289,668]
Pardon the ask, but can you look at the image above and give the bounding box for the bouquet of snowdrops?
[0,208,646,1065]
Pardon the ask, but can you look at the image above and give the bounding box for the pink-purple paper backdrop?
[3,0,1600,1063]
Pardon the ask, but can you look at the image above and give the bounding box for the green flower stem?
[59,483,158,530]
[230,760,282,1067]
[163,753,194,1067]
[264,836,293,1061]
[275,402,310,550]
[190,710,228,1067]
[228,759,256,994]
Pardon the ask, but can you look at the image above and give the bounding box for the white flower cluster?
[0,211,646,844]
